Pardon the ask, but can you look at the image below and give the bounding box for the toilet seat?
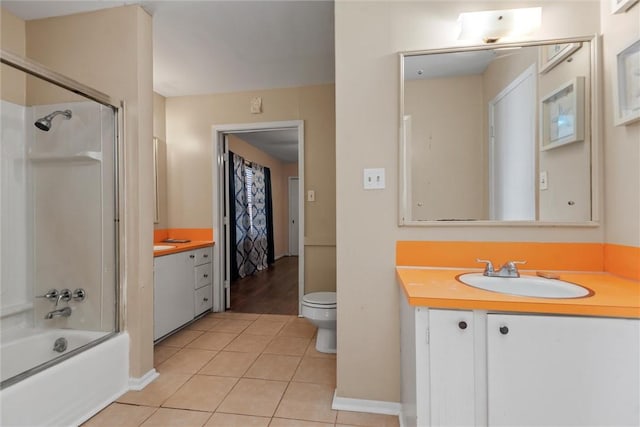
[302,292,336,309]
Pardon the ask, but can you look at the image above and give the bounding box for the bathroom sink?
[457,273,591,299]
[153,245,176,251]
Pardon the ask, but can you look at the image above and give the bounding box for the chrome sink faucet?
[477,259,526,278]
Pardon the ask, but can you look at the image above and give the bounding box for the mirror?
[153,137,167,226]
[399,36,597,225]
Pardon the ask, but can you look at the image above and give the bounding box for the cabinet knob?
[203,274,208,278]
[203,297,209,302]
[499,326,509,335]
[189,254,195,259]
[203,254,209,258]
[458,321,468,330]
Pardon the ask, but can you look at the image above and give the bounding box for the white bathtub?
[0,329,129,426]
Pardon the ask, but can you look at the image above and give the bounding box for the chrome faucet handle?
[501,260,527,277]
[36,289,59,301]
[56,289,72,306]
[476,259,495,275]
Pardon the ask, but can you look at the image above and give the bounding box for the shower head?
[34,109,72,132]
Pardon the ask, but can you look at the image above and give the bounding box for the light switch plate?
[250,97,262,114]
[307,190,315,202]
[539,171,548,190]
[364,168,385,190]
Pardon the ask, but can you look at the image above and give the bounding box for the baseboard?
[332,390,402,416]
[128,368,159,391]
[73,387,129,426]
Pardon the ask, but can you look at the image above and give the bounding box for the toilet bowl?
[301,291,337,354]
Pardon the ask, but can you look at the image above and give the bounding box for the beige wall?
[154,92,169,230]
[405,76,485,219]
[600,0,640,246]
[228,134,298,258]
[25,6,154,378]
[335,0,600,402]
[165,84,336,293]
[1,8,26,104]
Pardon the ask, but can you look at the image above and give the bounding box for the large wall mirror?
[399,36,599,226]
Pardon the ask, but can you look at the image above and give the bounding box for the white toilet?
[301,291,337,353]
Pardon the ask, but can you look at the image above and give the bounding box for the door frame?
[287,176,299,256]
[212,120,304,312]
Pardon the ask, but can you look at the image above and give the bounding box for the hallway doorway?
[213,121,304,315]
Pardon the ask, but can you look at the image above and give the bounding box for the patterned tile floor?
[84,312,399,427]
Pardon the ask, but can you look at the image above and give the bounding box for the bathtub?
[0,329,129,426]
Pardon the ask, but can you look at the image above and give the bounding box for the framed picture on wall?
[614,38,640,126]
[611,0,639,14]
[539,42,582,74]
[540,77,585,151]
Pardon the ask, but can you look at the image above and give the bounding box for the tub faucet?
[45,307,71,319]
[477,259,526,278]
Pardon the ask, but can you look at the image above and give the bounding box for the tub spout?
[45,307,71,319]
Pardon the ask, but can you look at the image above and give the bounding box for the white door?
[288,177,299,256]
[489,65,536,221]
[487,314,640,426]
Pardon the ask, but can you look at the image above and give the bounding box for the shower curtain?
[229,151,274,279]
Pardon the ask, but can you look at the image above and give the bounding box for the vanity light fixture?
[457,7,541,43]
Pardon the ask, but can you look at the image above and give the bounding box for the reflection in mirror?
[153,137,167,226]
[400,37,595,224]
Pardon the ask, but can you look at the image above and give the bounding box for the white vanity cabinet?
[400,298,640,426]
[154,246,213,340]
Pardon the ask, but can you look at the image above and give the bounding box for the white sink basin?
[458,273,591,299]
[153,245,176,251]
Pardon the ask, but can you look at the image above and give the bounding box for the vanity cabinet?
[154,246,213,340]
[400,298,640,426]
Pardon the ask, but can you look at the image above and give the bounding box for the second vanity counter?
[397,267,640,318]
[153,241,213,257]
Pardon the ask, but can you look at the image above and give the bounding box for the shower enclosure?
[0,50,121,392]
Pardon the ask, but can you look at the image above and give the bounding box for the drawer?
[193,247,212,266]
[195,263,212,289]
[195,285,213,315]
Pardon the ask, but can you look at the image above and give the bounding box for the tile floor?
[84,312,399,427]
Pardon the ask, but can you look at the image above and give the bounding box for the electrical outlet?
[539,171,548,190]
[364,168,385,190]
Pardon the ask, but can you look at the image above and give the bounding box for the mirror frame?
[399,35,601,227]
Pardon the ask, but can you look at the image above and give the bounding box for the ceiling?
[2,0,325,160]
[2,0,335,97]
[231,129,298,164]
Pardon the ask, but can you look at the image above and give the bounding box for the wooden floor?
[229,256,299,315]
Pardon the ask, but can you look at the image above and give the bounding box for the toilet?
[301,291,337,353]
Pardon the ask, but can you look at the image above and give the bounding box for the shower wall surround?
[0,100,29,331]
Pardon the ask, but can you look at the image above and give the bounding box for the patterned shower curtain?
[248,163,269,274]
[230,152,272,279]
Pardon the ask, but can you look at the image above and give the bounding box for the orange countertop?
[153,241,214,257]
[397,267,640,319]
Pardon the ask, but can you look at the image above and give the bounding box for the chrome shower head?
[34,109,72,132]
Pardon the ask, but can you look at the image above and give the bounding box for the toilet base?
[315,327,337,354]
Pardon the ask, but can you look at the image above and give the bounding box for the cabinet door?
[195,285,213,315]
[154,252,195,340]
[487,314,640,426]
[429,309,476,426]
[195,263,212,289]
[194,246,212,266]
